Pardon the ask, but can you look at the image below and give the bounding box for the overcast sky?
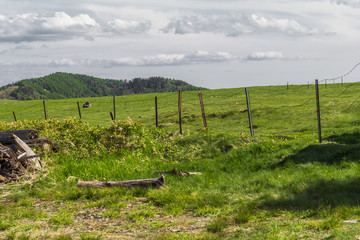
[1,0,360,89]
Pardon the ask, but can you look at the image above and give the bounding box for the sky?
[1,0,360,89]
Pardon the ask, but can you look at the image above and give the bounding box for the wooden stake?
[155,96,159,127]
[245,88,254,137]
[77,102,82,119]
[315,79,322,143]
[198,91,207,130]
[43,100,47,120]
[178,90,182,134]
[113,95,116,120]
[12,111,17,122]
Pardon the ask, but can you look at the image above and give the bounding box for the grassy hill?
[0,72,206,100]
[1,82,360,239]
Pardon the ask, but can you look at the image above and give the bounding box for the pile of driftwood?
[0,129,55,183]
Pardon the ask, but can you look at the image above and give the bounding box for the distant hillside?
[0,72,206,100]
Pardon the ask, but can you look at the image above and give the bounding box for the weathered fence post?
[245,88,254,137]
[12,111,17,122]
[110,112,114,121]
[315,79,322,143]
[178,90,182,134]
[155,96,159,127]
[198,91,207,130]
[113,95,116,121]
[77,102,82,119]
[43,100,47,120]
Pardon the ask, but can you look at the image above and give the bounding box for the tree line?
[0,72,206,100]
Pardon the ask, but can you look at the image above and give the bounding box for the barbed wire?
[319,62,360,83]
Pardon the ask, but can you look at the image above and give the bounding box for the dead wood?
[0,144,27,183]
[27,138,59,152]
[12,134,42,170]
[0,130,49,184]
[0,129,38,145]
[154,167,201,176]
[77,175,165,188]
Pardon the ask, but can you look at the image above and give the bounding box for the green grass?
[1,82,359,137]
[1,83,360,238]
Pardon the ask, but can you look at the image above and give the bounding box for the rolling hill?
[0,72,206,100]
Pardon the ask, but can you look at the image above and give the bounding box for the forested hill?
[0,72,206,100]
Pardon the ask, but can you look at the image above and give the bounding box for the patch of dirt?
[0,197,212,239]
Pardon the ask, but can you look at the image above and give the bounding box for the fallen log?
[154,167,201,176]
[77,175,165,188]
[0,129,38,145]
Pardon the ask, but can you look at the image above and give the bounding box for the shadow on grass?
[325,131,360,145]
[276,132,360,166]
[264,131,360,210]
[262,177,360,209]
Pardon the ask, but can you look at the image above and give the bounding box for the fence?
[2,64,360,141]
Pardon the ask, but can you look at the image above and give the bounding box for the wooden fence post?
[198,91,207,130]
[43,100,47,120]
[245,88,254,137]
[315,79,322,143]
[110,112,114,121]
[113,95,116,120]
[12,111,17,122]
[155,96,159,127]
[77,102,82,119]
[178,90,182,134]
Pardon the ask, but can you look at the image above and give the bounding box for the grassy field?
[1,82,360,239]
[1,82,360,137]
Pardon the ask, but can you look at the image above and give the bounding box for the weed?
[101,209,122,218]
[206,217,228,233]
[49,210,74,228]
[17,234,30,240]
[79,233,102,240]
[233,206,253,224]
[54,235,73,240]
[0,219,13,231]
[127,205,156,221]
[5,231,16,240]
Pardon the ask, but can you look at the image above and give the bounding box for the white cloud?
[331,0,360,7]
[109,51,236,66]
[0,11,152,42]
[250,15,318,35]
[48,58,76,67]
[0,50,237,68]
[161,12,318,36]
[245,51,286,61]
[105,19,151,34]
[41,12,98,30]
[0,12,99,42]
